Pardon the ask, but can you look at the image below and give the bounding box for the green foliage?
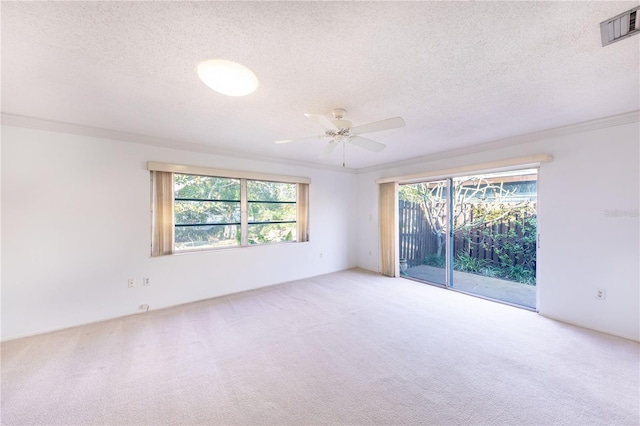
[175,225,239,249]
[399,182,446,204]
[175,175,240,200]
[175,200,240,225]
[248,202,296,222]
[174,175,241,227]
[174,175,298,249]
[247,180,296,202]
[454,252,487,273]
[248,223,296,245]
[173,175,241,249]
[500,216,537,270]
[400,174,538,285]
[502,265,535,285]
[424,254,445,268]
[246,181,297,244]
[454,204,537,285]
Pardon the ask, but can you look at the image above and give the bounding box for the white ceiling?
[2,1,639,170]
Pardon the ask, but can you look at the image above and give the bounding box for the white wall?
[1,126,358,341]
[356,122,640,342]
[3,122,638,342]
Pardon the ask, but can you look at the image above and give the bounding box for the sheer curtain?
[297,183,310,242]
[151,171,174,257]
[379,181,398,277]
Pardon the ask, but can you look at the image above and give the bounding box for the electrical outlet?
[143,277,150,286]
[128,278,135,288]
[595,288,606,300]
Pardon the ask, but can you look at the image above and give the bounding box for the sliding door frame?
[397,168,540,311]
[445,178,454,288]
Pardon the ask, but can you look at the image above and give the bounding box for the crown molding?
[356,110,640,175]
[3,110,637,176]
[0,113,357,175]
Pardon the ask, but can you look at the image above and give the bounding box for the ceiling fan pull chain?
[343,141,346,167]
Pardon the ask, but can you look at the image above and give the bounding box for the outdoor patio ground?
[403,264,536,309]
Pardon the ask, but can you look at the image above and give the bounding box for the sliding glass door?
[399,180,449,286]
[399,169,538,309]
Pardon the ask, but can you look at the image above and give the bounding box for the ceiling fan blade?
[350,136,386,152]
[351,117,405,135]
[319,141,339,158]
[304,113,338,131]
[275,135,325,144]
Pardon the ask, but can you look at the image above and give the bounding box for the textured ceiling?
[2,1,639,170]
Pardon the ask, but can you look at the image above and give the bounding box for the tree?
[174,175,241,247]
[174,175,297,248]
[399,176,536,272]
[400,181,448,259]
[246,180,296,244]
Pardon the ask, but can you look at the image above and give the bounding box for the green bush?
[455,208,537,285]
[424,254,445,268]
[454,252,487,273]
[502,265,535,285]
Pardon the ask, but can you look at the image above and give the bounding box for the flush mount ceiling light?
[197,59,258,96]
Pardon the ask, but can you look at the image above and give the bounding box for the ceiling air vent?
[600,6,640,46]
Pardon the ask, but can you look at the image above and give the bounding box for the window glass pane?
[247,180,296,202]
[175,174,240,200]
[175,225,240,250]
[247,180,297,245]
[175,200,240,225]
[398,180,448,285]
[451,170,538,308]
[248,223,296,245]
[171,175,300,251]
[174,174,241,251]
[398,169,537,310]
[248,202,296,223]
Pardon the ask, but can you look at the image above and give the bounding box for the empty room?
[1,2,639,425]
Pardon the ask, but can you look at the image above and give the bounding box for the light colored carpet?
[2,268,639,425]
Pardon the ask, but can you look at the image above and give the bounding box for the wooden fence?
[399,200,439,267]
[399,199,536,268]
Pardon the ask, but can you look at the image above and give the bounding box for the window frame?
[246,179,298,246]
[174,175,242,251]
[148,162,310,256]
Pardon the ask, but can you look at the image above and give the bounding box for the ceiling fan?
[275,108,405,165]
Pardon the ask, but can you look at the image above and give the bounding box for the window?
[149,162,310,256]
[247,180,297,244]
[174,175,241,250]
